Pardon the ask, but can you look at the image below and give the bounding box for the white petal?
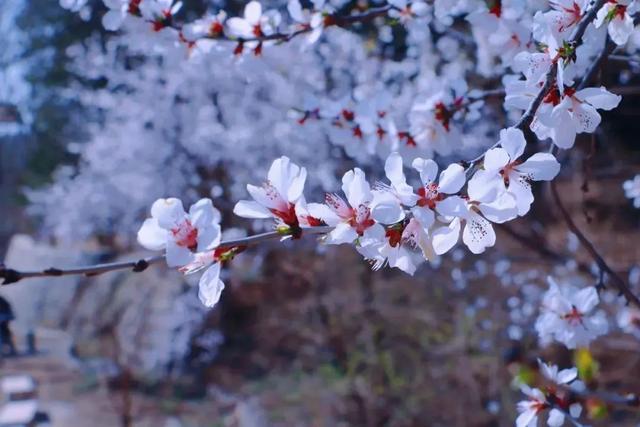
[287,0,305,22]
[247,183,285,211]
[267,156,306,203]
[226,17,253,37]
[411,206,435,229]
[608,13,634,45]
[166,241,194,268]
[468,169,501,203]
[198,263,225,308]
[388,246,418,275]
[569,403,582,418]
[499,127,527,160]
[102,9,125,31]
[189,198,220,229]
[575,86,621,110]
[573,103,601,134]
[196,224,222,251]
[244,1,262,24]
[385,152,407,187]
[342,168,371,208]
[484,147,510,172]
[479,191,518,223]
[435,195,467,218]
[151,198,186,229]
[573,286,599,313]
[326,222,359,244]
[432,218,461,255]
[137,218,168,251]
[306,202,341,226]
[411,1,429,16]
[371,191,405,225]
[412,157,438,185]
[362,222,386,241]
[516,409,538,427]
[557,368,578,384]
[438,163,466,194]
[517,153,561,181]
[550,109,577,149]
[547,408,565,427]
[462,212,496,254]
[287,167,307,202]
[233,200,272,219]
[508,174,535,216]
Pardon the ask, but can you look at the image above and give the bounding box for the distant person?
[0,296,16,356]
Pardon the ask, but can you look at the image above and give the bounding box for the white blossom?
[535,278,609,349]
[623,174,640,208]
[138,198,221,267]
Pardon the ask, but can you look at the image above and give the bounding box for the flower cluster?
[137,128,560,306]
[516,360,582,427]
[48,0,640,424]
[535,277,609,349]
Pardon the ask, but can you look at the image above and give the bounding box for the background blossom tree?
[1,0,640,425]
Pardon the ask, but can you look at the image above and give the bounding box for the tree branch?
[465,0,607,172]
[169,5,392,45]
[0,226,333,285]
[550,180,640,309]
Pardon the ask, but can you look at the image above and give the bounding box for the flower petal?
[233,200,272,219]
[198,263,225,308]
[342,168,371,208]
[137,218,168,251]
[412,157,438,185]
[517,153,560,181]
[499,127,526,160]
[438,163,466,194]
[371,191,405,224]
[432,217,461,255]
[484,147,510,172]
[326,222,359,244]
[244,1,262,24]
[166,241,194,268]
[575,86,621,110]
[189,198,220,229]
[151,198,187,229]
[462,211,496,254]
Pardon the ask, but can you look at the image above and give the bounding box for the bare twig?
[550,180,640,309]
[0,226,333,285]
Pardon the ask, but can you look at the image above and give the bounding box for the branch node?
[0,267,23,285]
[43,268,63,276]
[132,260,150,272]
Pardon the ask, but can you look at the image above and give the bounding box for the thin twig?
[167,6,392,45]
[0,226,333,285]
[578,37,617,90]
[550,180,640,309]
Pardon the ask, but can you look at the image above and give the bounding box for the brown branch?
[0,226,333,285]
[549,180,640,308]
[465,0,607,172]
[166,5,392,45]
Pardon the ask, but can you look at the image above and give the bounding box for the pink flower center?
[416,183,443,209]
[562,306,584,325]
[270,203,300,228]
[348,205,375,235]
[171,219,198,250]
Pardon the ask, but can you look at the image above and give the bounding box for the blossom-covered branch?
[0,226,332,285]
